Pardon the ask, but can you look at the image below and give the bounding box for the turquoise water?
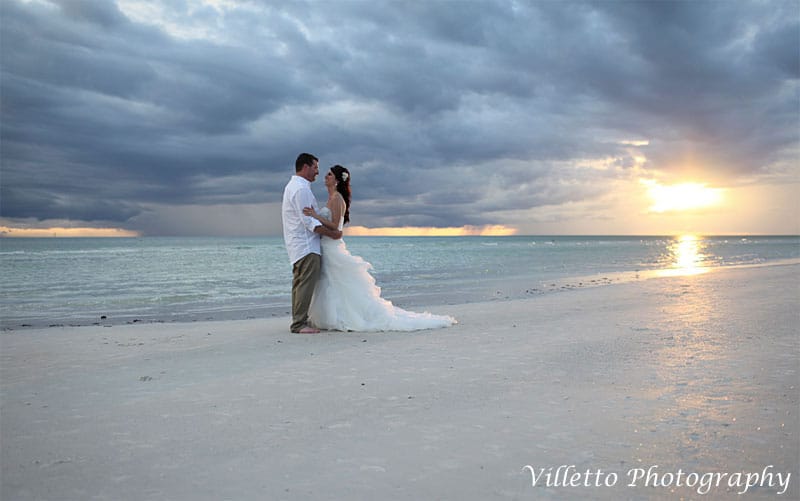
[1,235,798,328]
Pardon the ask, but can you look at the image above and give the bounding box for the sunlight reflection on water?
[657,235,711,277]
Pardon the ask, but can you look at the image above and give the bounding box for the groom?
[281,153,342,333]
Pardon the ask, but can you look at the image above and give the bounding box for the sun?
[641,180,725,213]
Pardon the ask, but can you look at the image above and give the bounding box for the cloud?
[1,0,797,234]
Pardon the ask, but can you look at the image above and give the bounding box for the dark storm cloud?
[1,0,797,233]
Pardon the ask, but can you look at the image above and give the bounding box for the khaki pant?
[291,253,321,332]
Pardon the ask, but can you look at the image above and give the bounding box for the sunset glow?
[345,225,518,237]
[642,180,725,213]
[0,227,141,238]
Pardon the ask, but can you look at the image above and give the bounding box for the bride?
[303,165,456,332]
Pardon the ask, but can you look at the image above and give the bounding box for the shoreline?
[2,263,798,499]
[3,258,799,331]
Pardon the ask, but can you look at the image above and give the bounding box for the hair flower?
[341,172,349,182]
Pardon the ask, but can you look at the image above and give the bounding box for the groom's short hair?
[295,153,318,172]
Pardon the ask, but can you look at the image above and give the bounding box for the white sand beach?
[1,264,798,500]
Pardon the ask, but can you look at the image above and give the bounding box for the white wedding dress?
[308,207,456,331]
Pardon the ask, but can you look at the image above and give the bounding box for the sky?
[1,0,798,237]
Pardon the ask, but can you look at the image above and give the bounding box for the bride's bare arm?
[303,204,340,231]
[329,195,345,229]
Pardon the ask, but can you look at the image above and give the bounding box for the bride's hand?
[303,206,319,219]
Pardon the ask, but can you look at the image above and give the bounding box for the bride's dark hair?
[330,165,351,225]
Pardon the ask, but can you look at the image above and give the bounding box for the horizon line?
[2,233,798,239]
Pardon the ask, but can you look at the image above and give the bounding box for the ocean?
[1,235,798,329]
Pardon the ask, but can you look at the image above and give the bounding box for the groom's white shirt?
[282,175,322,265]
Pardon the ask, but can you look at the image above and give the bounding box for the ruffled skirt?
[308,238,456,331]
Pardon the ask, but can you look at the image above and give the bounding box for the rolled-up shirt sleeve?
[293,187,322,232]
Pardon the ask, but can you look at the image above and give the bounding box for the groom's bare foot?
[297,326,320,334]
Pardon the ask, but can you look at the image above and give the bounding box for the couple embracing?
[281,153,456,333]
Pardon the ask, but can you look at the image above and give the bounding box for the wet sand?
[1,264,797,500]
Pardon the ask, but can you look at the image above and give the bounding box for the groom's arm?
[293,189,322,233]
[315,226,342,240]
